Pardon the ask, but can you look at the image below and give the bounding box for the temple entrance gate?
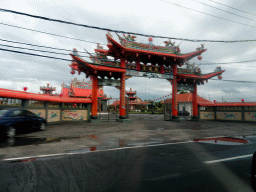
[70,32,225,122]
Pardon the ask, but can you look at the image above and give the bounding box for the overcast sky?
[0,0,256,102]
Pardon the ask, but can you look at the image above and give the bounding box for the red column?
[120,59,126,119]
[172,64,178,117]
[192,82,198,118]
[160,65,165,74]
[91,75,98,119]
[136,61,141,71]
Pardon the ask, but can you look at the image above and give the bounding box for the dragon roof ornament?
[113,32,184,55]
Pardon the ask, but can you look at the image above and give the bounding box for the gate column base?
[90,118,102,123]
[91,115,98,119]
[172,116,186,122]
[191,116,199,121]
[117,119,132,123]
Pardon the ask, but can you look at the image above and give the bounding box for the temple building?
[61,78,110,111]
[126,88,150,111]
[163,93,212,115]
[109,88,150,112]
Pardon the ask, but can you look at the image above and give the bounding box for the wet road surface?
[1,136,255,191]
[0,114,256,191]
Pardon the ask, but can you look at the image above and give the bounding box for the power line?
[199,59,256,65]
[186,59,256,65]
[0,43,69,56]
[158,0,256,30]
[3,37,256,66]
[1,8,256,43]
[191,0,256,22]
[0,47,123,68]
[0,47,72,61]
[0,43,103,61]
[2,37,256,67]
[210,79,256,83]
[2,39,256,68]
[208,0,256,17]
[0,22,103,45]
[0,38,95,54]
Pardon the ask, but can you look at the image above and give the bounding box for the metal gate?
[164,100,172,121]
[99,98,119,122]
[98,97,130,122]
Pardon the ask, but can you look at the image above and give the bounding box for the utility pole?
[222,96,223,102]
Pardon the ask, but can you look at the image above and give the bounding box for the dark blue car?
[0,108,47,138]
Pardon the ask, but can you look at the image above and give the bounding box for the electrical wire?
[0,43,102,60]
[208,0,256,17]
[2,38,256,69]
[0,43,69,56]
[0,22,104,45]
[191,0,256,22]
[185,59,256,65]
[0,47,123,68]
[3,37,256,66]
[198,60,256,65]
[2,37,256,67]
[3,36,256,66]
[0,47,71,61]
[158,0,256,30]
[0,38,95,54]
[1,8,256,43]
[210,79,256,83]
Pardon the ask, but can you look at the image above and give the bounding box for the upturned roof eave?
[106,35,207,62]
[70,54,126,73]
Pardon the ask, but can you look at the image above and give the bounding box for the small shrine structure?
[40,83,56,95]
[126,88,149,111]
[70,32,225,121]
[109,88,150,112]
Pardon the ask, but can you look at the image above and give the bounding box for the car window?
[9,110,23,117]
[26,110,36,117]
[0,109,8,116]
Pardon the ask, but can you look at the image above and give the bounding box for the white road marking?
[2,140,194,161]
[205,154,253,164]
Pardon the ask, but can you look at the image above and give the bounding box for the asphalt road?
[104,140,255,192]
[1,137,255,191]
[1,114,256,191]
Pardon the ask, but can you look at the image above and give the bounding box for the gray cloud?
[0,0,256,102]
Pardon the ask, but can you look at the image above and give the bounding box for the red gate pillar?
[172,64,178,118]
[119,59,126,119]
[91,75,98,119]
[136,61,141,71]
[192,82,198,120]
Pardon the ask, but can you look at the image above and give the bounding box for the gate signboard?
[177,83,194,92]
[98,79,121,87]
[126,70,173,79]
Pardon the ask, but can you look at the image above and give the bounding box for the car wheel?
[6,126,16,138]
[39,122,46,131]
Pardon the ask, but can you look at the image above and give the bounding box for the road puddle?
[0,135,97,147]
[193,137,248,145]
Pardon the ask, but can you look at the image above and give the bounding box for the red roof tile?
[199,102,256,107]
[163,93,212,104]
[0,88,91,103]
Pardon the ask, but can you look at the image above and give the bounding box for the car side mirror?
[251,151,256,191]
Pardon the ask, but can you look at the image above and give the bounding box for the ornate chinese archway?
[70,32,224,121]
